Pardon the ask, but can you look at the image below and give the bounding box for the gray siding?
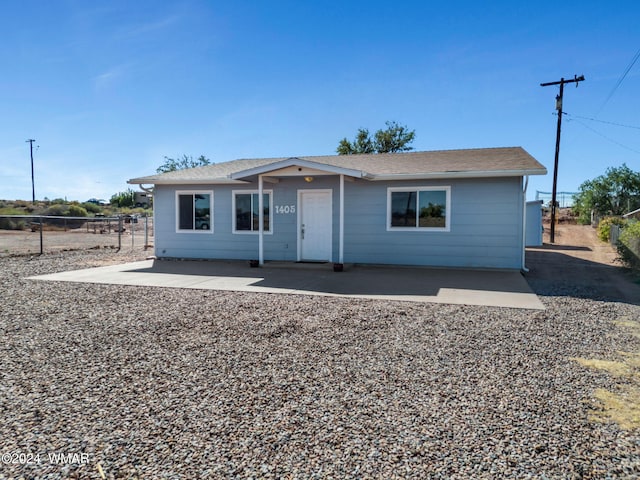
[153,176,524,269]
[343,177,523,269]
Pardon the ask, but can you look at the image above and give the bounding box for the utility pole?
[540,75,585,243]
[26,138,36,203]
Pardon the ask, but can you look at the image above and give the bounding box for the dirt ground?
[526,223,640,304]
[0,223,152,256]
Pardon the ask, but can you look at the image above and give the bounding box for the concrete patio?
[30,259,545,310]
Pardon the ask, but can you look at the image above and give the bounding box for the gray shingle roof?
[128,147,546,185]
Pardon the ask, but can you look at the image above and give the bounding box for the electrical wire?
[597,46,640,115]
[564,112,640,131]
[567,117,640,155]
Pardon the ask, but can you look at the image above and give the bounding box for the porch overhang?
[230,157,366,181]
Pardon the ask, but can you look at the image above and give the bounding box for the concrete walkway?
[30,259,545,310]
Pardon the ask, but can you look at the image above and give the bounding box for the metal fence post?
[131,218,135,249]
[144,216,149,250]
[118,217,122,251]
[39,215,43,255]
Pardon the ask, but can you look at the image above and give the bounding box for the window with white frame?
[176,191,213,232]
[233,190,272,233]
[387,186,450,231]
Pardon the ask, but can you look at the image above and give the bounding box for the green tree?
[110,189,136,208]
[157,154,211,173]
[337,129,375,155]
[573,164,640,223]
[337,121,415,155]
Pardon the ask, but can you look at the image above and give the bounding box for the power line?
[564,112,640,130]
[568,117,640,155]
[597,46,640,115]
[540,74,585,243]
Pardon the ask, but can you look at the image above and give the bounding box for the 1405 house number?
[274,205,296,214]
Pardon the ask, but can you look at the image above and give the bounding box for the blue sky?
[1,0,639,202]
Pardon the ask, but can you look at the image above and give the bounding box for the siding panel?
[154,176,524,269]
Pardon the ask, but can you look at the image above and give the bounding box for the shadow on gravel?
[533,244,592,252]
[525,249,640,306]
[132,259,534,297]
[29,259,545,308]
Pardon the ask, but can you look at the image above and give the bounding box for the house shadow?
[524,248,640,306]
[128,258,534,299]
[532,244,592,252]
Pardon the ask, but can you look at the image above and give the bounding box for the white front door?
[298,190,332,261]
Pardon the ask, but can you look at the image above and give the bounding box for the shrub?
[68,205,88,217]
[597,217,627,242]
[0,207,24,215]
[44,204,69,216]
[0,218,26,230]
[617,221,640,269]
[81,202,103,214]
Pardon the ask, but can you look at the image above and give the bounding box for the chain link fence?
[0,215,153,256]
[535,191,578,208]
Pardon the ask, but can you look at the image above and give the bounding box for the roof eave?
[368,168,548,181]
[127,177,248,185]
[230,157,365,180]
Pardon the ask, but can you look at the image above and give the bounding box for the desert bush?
[617,221,640,269]
[0,207,25,215]
[44,204,69,216]
[0,218,26,230]
[597,217,627,242]
[68,205,88,217]
[117,207,150,215]
[81,202,103,214]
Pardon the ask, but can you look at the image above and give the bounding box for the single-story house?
[128,147,547,270]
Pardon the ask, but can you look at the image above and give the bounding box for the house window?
[387,187,450,231]
[233,191,272,233]
[176,191,213,232]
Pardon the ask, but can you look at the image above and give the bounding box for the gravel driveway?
[1,238,639,478]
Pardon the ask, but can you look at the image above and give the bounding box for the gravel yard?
[1,248,640,479]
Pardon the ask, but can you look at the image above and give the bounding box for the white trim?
[231,189,273,235]
[521,176,529,272]
[370,169,546,181]
[259,176,264,265]
[230,158,364,180]
[297,189,333,262]
[175,190,214,233]
[129,169,546,186]
[386,186,451,232]
[623,207,640,218]
[339,174,344,264]
[130,178,247,185]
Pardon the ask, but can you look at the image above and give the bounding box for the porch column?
[339,174,344,264]
[258,174,264,265]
